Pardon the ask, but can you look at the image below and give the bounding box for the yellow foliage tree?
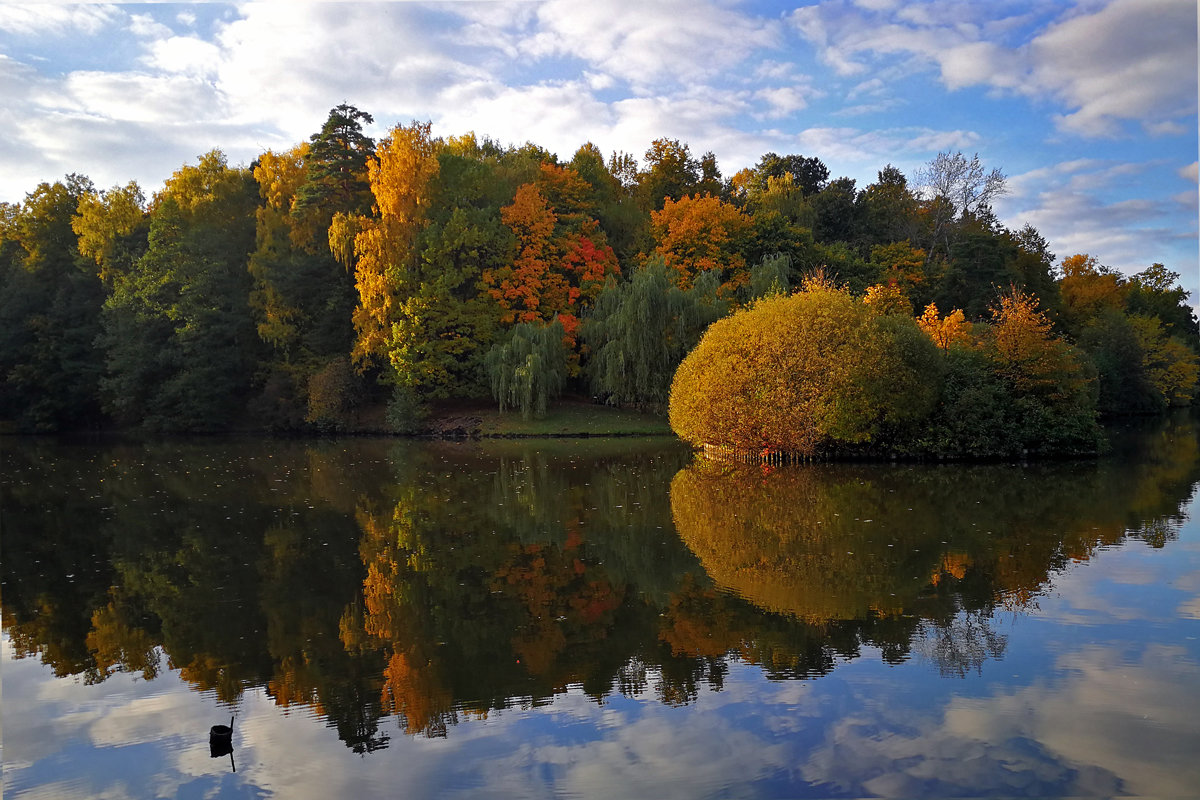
[1059,253,1126,332]
[988,287,1090,402]
[917,302,972,351]
[1129,314,1200,406]
[334,122,441,368]
[669,277,940,455]
[72,180,147,282]
[863,282,913,316]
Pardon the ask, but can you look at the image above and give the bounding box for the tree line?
[1,103,1195,434]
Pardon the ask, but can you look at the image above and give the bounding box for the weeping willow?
[581,256,727,410]
[485,319,567,419]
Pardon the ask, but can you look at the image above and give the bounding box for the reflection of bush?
[671,461,940,622]
[670,428,1200,626]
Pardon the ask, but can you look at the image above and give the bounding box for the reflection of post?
[209,714,235,771]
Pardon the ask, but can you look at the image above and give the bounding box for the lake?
[3,417,1200,798]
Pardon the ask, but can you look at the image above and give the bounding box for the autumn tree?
[970,287,1100,452]
[1058,253,1126,334]
[869,241,927,303]
[917,302,972,352]
[73,181,149,283]
[862,282,913,317]
[650,193,752,295]
[669,277,940,456]
[485,164,620,366]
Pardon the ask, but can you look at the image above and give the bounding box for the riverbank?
[422,399,673,438]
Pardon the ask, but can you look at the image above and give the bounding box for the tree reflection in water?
[2,415,1197,748]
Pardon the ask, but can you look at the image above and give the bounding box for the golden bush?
[668,280,939,455]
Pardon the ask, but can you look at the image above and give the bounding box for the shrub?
[668,279,939,455]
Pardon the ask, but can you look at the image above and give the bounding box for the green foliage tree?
[247,142,361,429]
[746,152,829,197]
[582,258,726,410]
[746,253,792,302]
[639,138,700,210]
[857,165,918,248]
[292,103,376,243]
[1126,263,1199,343]
[811,177,861,244]
[0,175,107,431]
[485,319,568,419]
[98,151,258,431]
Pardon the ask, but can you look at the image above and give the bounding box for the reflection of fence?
[701,444,825,464]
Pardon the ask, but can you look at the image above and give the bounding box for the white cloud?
[793,125,978,173]
[1181,162,1199,183]
[0,4,119,37]
[436,79,616,159]
[144,36,223,79]
[794,642,1200,797]
[211,3,484,134]
[128,13,172,41]
[937,40,1023,90]
[755,86,811,118]
[64,71,225,124]
[504,0,781,90]
[999,157,1196,277]
[790,0,1197,137]
[1030,0,1197,137]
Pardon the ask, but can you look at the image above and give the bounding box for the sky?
[1,0,1196,300]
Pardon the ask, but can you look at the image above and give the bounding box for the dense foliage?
[670,280,1104,458]
[0,103,1195,444]
[670,276,942,455]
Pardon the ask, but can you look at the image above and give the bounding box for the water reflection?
[2,416,1198,761]
[668,423,1197,676]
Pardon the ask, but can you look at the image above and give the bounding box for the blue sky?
[1,0,1196,299]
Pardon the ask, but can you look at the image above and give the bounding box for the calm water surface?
[3,419,1200,798]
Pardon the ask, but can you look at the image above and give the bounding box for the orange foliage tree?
[650,194,752,295]
[485,164,619,357]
